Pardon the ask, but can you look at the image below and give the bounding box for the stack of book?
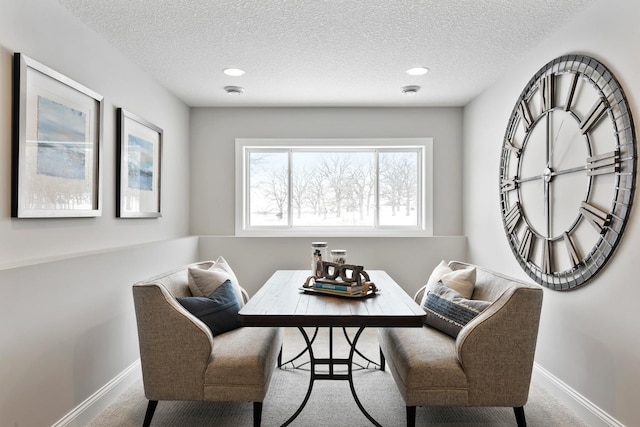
[312,278,365,296]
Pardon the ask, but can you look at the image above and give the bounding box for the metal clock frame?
[499,54,636,290]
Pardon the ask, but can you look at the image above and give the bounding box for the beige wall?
[463,0,640,425]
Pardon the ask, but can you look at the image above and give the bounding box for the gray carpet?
[89,328,587,426]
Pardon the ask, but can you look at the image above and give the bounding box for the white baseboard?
[532,363,624,427]
[53,360,142,427]
[49,359,625,427]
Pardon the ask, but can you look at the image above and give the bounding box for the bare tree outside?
[379,151,419,225]
[247,148,420,228]
[265,168,288,220]
[291,167,313,219]
[347,156,375,221]
[248,151,288,226]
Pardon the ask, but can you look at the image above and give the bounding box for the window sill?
[235,228,433,238]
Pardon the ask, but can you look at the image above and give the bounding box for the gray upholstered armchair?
[378,261,543,427]
[132,261,283,427]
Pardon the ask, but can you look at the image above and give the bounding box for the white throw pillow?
[425,260,452,292]
[440,267,476,299]
[188,256,245,306]
[187,267,230,296]
[420,261,477,305]
[420,260,453,306]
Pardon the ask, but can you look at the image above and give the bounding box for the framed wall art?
[116,108,162,218]
[12,53,103,218]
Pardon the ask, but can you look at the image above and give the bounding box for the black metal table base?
[279,327,382,427]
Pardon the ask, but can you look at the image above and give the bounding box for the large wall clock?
[499,54,636,290]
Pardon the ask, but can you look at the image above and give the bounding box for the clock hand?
[530,119,582,189]
[515,174,544,184]
[546,119,566,169]
[517,165,587,184]
[517,158,588,185]
[543,112,555,239]
[544,169,550,238]
[550,165,587,177]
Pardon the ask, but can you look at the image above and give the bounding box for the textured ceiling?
[56,0,597,107]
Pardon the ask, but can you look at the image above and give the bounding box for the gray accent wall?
[198,236,467,299]
[190,107,468,298]
[190,107,464,237]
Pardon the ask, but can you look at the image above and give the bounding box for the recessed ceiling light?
[224,86,244,95]
[401,85,421,95]
[223,68,245,77]
[406,67,429,76]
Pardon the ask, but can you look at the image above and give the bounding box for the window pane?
[238,139,430,235]
[379,151,419,226]
[292,151,375,226]
[248,151,288,226]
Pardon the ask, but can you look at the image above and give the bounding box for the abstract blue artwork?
[127,134,153,191]
[36,96,87,180]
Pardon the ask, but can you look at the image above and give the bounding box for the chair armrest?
[413,284,427,304]
[240,287,250,304]
[455,285,543,406]
[133,283,214,401]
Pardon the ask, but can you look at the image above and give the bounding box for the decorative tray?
[299,286,379,299]
[301,263,379,298]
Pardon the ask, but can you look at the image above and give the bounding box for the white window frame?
[235,138,433,237]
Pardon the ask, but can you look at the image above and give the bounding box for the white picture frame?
[116,108,162,218]
[12,53,103,218]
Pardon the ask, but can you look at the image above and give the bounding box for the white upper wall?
[0,1,194,425]
[189,107,464,236]
[463,0,640,425]
[0,0,191,269]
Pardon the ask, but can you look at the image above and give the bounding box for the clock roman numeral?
[501,177,517,193]
[504,139,522,156]
[518,226,534,261]
[564,73,579,112]
[579,202,611,234]
[542,239,552,274]
[504,202,522,233]
[579,97,608,134]
[517,100,533,132]
[563,232,581,267]
[587,150,620,176]
[541,74,554,112]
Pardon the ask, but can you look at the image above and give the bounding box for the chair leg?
[514,406,526,427]
[253,401,263,427]
[142,400,158,427]
[406,406,416,427]
[278,345,283,368]
[379,347,386,371]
